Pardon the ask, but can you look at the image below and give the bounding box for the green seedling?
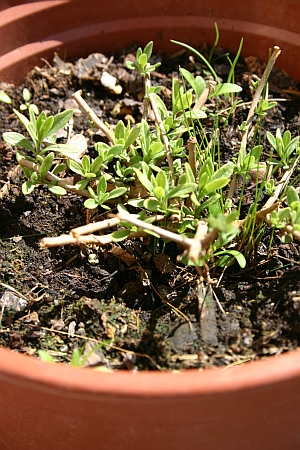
[125,41,161,76]
[269,186,300,242]
[0,91,12,104]
[19,88,39,115]
[3,108,80,195]
[129,162,196,215]
[267,128,300,169]
[84,175,127,210]
[3,35,299,273]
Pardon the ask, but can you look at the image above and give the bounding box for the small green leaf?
[133,168,154,193]
[84,198,99,209]
[40,152,54,177]
[82,155,91,173]
[266,131,277,149]
[0,91,12,104]
[39,115,54,141]
[215,250,246,268]
[97,176,107,196]
[138,53,147,70]
[147,141,164,160]
[106,144,123,162]
[126,61,139,71]
[13,108,30,128]
[287,186,299,206]
[36,111,47,131]
[49,110,73,135]
[156,170,167,190]
[114,121,126,142]
[45,144,83,155]
[143,198,160,212]
[204,177,231,193]
[106,187,127,201]
[282,130,291,148]
[153,186,165,200]
[166,183,195,199]
[70,348,83,367]
[111,230,131,242]
[91,156,103,174]
[29,104,39,115]
[48,185,67,196]
[67,160,85,176]
[38,350,56,363]
[212,162,234,181]
[180,68,206,99]
[212,83,242,97]
[143,41,153,60]
[22,88,31,102]
[124,124,140,149]
[52,163,67,175]
[184,162,196,183]
[22,181,36,195]
[278,207,291,222]
[27,122,39,148]
[75,179,90,190]
[2,132,34,152]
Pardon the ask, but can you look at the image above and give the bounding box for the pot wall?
[1,348,300,450]
[1,1,300,449]
[1,0,300,83]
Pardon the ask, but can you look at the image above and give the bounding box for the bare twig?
[19,158,92,198]
[72,90,114,144]
[70,218,120,238]
[193,80,216,111]
[228,46,281,199]
[243,46,281,134]
[117,211,192,246]
[40,233,114,248]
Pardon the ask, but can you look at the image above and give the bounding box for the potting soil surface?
[1,44,300,371]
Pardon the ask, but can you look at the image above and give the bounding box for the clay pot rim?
[2,10,300,82]
[1,1,300,400]
[1,346,300,397]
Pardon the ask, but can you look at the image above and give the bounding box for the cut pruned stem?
[72,90,114,144]
[117,212,218,263]
[228,46,281,199]
[41,233,113,248]
[243,46,281,134]
[41,210,220,263]
[19,158,92,198]
[118,211,192,246]
[193,80,216,111]
[70,218,120,238]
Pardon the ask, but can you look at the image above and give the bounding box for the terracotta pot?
[1,2,300,449]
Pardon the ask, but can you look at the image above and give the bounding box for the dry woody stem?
[19,158,92,198]
[72,90,114,144]
[228,46,281,199]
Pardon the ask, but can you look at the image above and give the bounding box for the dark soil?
[1,44,300,371]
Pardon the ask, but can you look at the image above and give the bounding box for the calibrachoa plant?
[3,39,300,274]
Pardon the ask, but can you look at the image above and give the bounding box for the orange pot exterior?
[1,2,300,449]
